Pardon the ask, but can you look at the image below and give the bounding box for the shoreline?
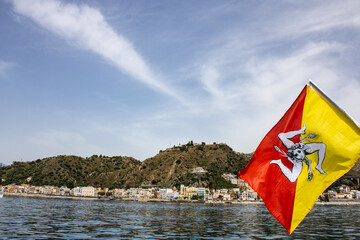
[2,192,360,205]
[3,192,106,201]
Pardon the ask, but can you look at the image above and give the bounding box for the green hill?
[121,142,252,189]
[0,142,358,189]
[0,155,140,188]
[0,142,252,189]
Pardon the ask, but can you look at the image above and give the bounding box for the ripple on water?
[0,197,359,239]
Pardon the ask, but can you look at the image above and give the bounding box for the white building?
[356,191,360,199]
[339,185,351,193]
[71,187,82,196]
[191,167,207,173]
[159,188,175,199]
[241,189,258,201]
[81,187,97,197]
[222,173,242,185]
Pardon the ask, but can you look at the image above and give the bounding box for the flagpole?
[307,80,360,129]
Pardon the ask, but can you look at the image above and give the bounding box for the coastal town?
[1,173,360,203]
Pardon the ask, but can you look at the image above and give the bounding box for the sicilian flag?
[239,81,360,234]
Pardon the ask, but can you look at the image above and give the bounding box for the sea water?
[0,196,359,239]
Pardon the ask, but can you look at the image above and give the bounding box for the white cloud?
[199,65,227,107]
[190,2,360,153]
[243,42,343,103]
[196,41,344,116]
[11,0,184,103]
[276,1,360,38]
[194,1,360,112]
[5,0,360,162]
[0,60,15,79]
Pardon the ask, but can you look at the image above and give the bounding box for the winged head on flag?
[271,123,326,182]
[238,81,360,234]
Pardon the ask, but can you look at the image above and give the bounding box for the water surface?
[0,196,359,239]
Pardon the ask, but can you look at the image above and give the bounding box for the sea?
[0,196,359,239]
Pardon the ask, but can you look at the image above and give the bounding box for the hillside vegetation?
[0,142,251,189]
[0,155,140,188]
[0,142,359,189]
[122,142,252,188]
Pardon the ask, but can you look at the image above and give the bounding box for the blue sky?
[1,0,360,164]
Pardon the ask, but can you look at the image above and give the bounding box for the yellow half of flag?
[291,84,360,233]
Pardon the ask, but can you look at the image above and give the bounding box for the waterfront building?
[17,185,25,193]
[187,186,200,199]
[219,189,229,197]
[28,186,36,194]
[212,189,219,200]
[339,185,351,193]
[171,192,179,199]
[179,185,199,199]
[241,189,258,201]
[42,186,58,195]
[327,190,337,199]
[35,186,44,194]
[223,192,232,201]
[138,188,152,199]
[81,186,97,197]
[336,192,353,199]
[149,188,158,199]
[53,187,60,195]
[153,188,160,199]
[114,188,128,198]
[128,188,139,198]
[159,188,174,199]
[356,191,360,199]
[198,188,206,196]
[71,187,82,196]
[59,186,71,196]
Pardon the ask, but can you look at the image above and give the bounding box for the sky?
[1,0,360,165]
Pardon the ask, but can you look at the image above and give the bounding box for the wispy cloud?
[276,1,360,37]
[11,0,184,102]
[242,42,344,105]
[199,65,226,107]
[195,42,342,115]
[3,1,360,163]
[0,60,15,79]
[194,1,360,114]
[184,1,360,153]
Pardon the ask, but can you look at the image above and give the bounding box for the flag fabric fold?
[239,81,360,234]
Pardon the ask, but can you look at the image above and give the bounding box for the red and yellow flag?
[239,82,360,234]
